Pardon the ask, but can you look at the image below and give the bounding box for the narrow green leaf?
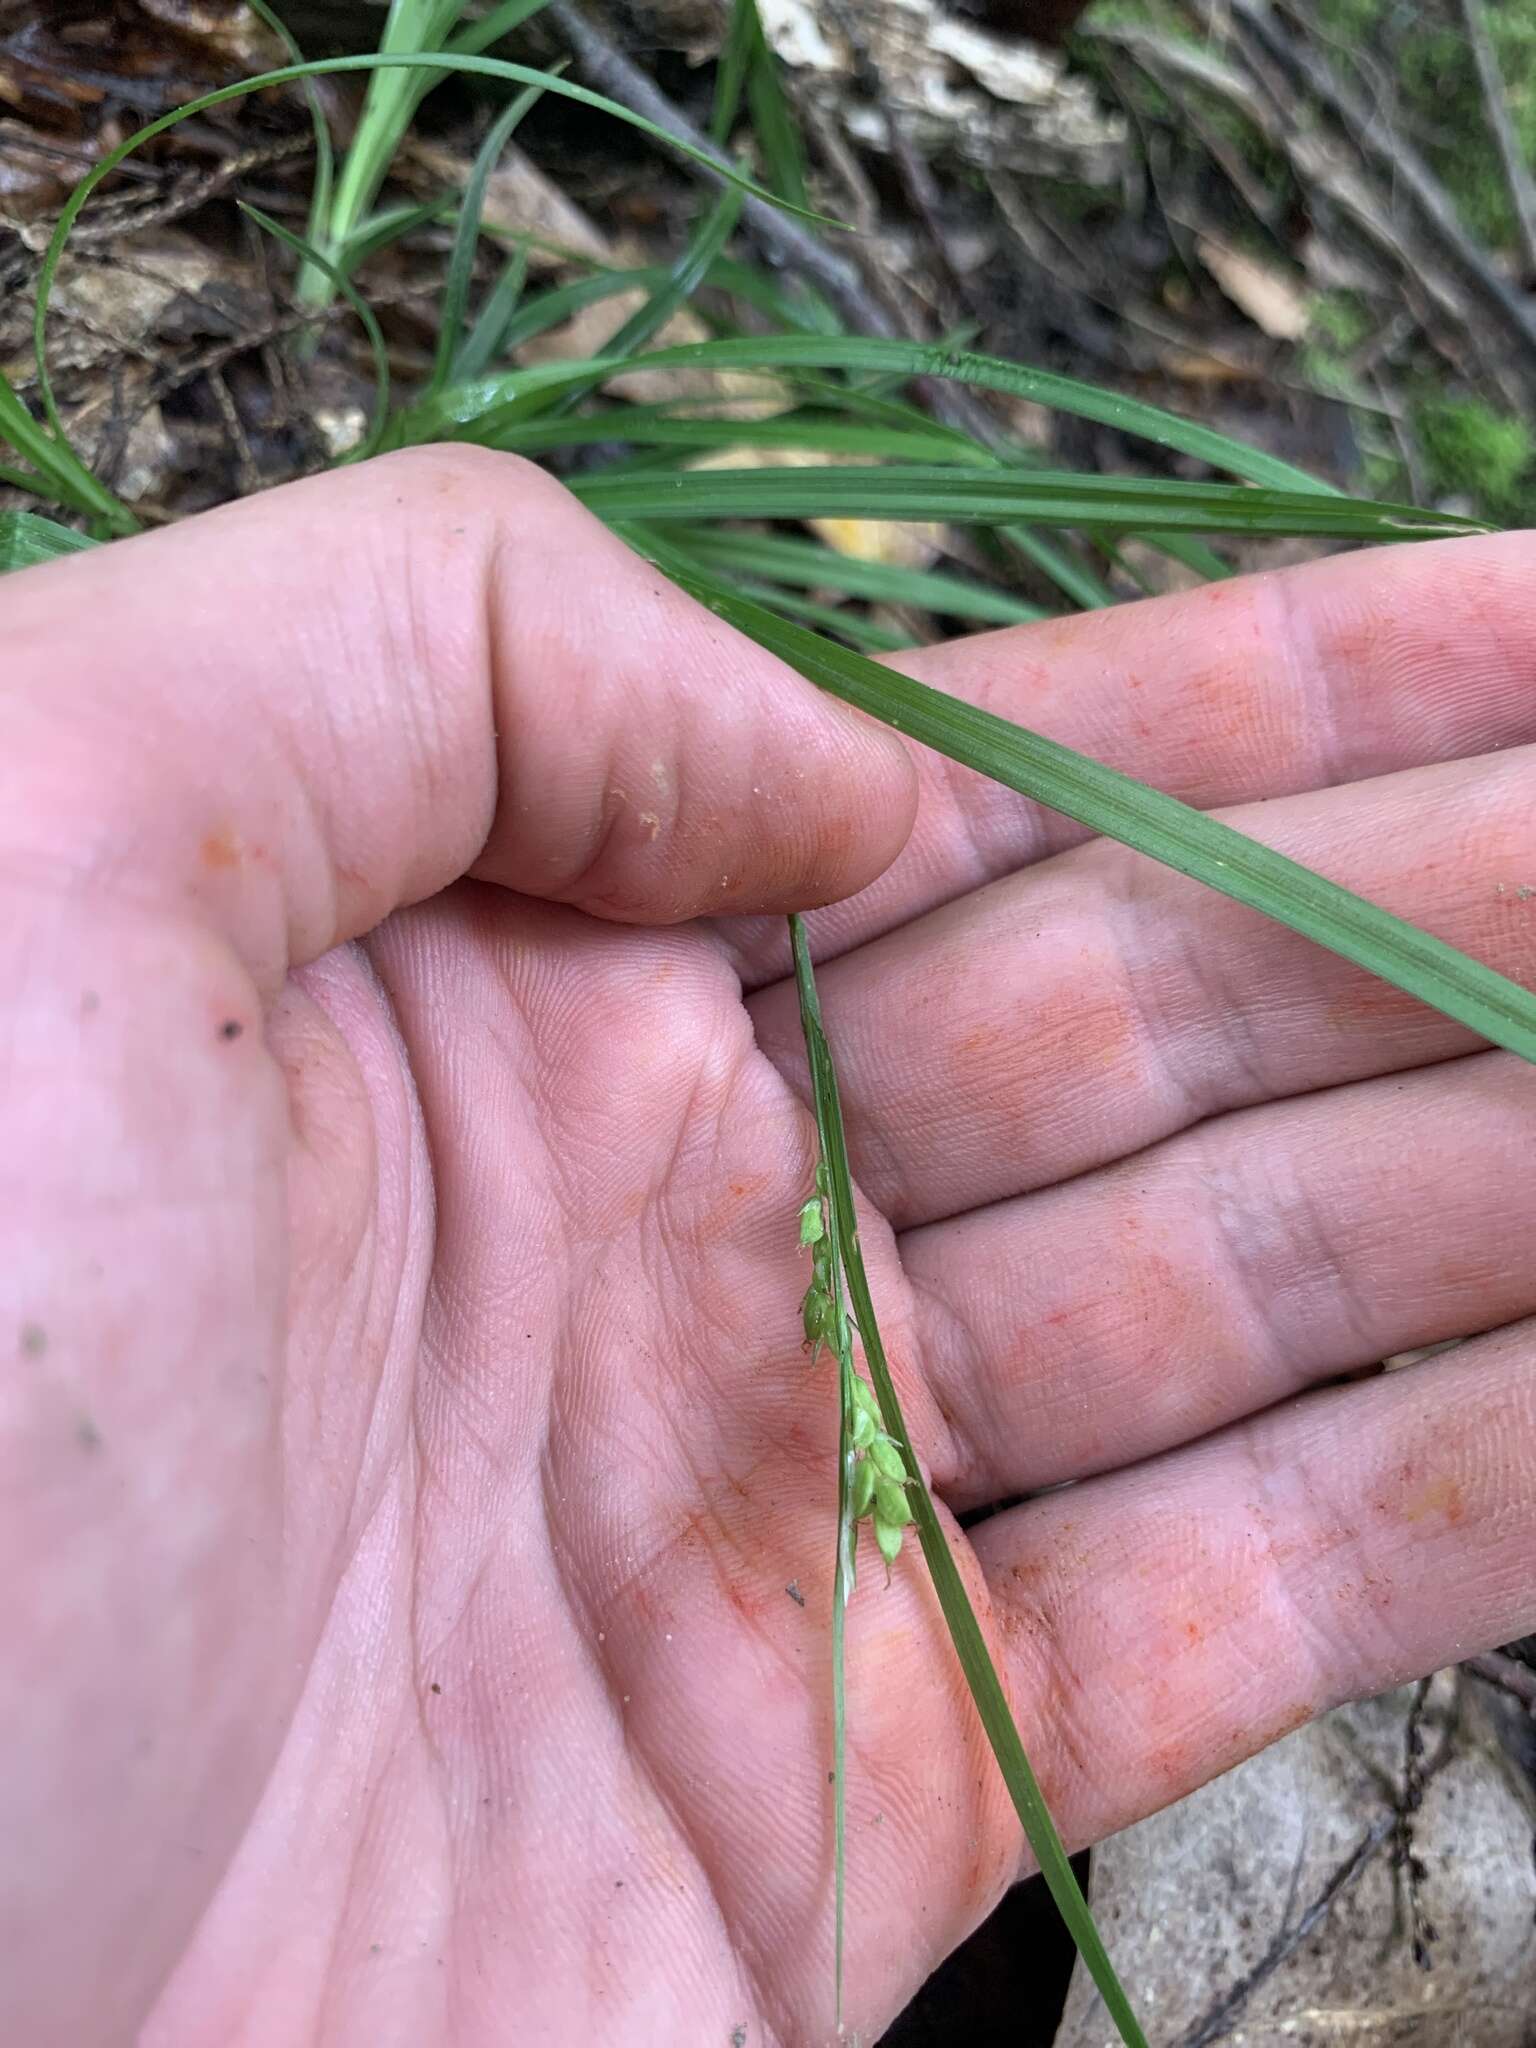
[336,194,457,271]
[244,1,335,266]
[429,74,551,399]
[448,0,551,55]
[0,372,136,535]
[675,527,1045,625]
[711,0,756,144]
[1003,525,1116,609]
[1142,530,1234,581]
[731,579,908,651]
[397,333,1346,489]
[0,509,97,573]
[743,0,807,209]
[660,560,1536,1064]
[34,49,839,451]
[455,238,531,381]
[788,915,1150,2048]
[238,203,391,459]
[573,462,1482,540]
[601,184,744,366]
[490,405,973,463]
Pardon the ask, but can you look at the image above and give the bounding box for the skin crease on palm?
[3,449,1536,2048]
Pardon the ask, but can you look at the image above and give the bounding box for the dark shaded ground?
[885,1854,1089,2044]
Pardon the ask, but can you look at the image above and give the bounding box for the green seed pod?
[798,1197,825,1246]
[873,1475,912,1528]
[874,1515,904,1568]
[850,1456,877,1519]
[850,1403,877,1451]
[851,1375,881,1422]
[811,1239,833,1292]
[816,1160,830,1196]
[803,1285,833,1348]
[868,1436,906,1482]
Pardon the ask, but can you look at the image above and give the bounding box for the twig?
[1128,12,1528,405]
[1394,1676,1436,1970]
[1458,0,1536,282]
[1189,0,1536,382]
[1178,1809,1396,2048]
[1178,1677,1463,2046]
[1466,1647,1536,1713]
[205,365,261,496]
[543,0,895,339]
[818,0,977,328]
[543,0,1008,451]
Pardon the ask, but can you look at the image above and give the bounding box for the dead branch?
[1458,0,1536,282]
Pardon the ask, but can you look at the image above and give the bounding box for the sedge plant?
[5,4,1536,2037]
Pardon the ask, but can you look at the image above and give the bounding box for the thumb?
[2,445,917,984]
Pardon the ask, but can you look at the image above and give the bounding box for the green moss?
[1413,393,1535,519]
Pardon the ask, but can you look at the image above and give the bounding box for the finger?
[0,446,916,991]
[724,529,1536,986]
[905,1050,1536,1507]
[748,743,1536,1227]
[970,1321,1536,1859]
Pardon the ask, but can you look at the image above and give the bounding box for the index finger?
[725,530,1536,985]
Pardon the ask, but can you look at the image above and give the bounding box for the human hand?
[3,450,1532,2047]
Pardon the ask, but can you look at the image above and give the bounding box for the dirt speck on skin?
[730,2028,747,2047]
[19,1323,46,1358]
[75,1415,102,1452]
[785,1580,805,1607]
[219,1019,243,1041]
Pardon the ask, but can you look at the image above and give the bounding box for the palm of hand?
[146,888,1008,2048]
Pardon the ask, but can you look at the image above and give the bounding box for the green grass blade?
[299,0,462,303]
[729,579,908,650]
[572,462,1483,540]
[451,184,746,434]
[429,75,551,398]
[712,0,805,205]
[653,557,1536,1063]
[788,914,1149,2048]
[1002,525,1116,608]
[743,1,808,209]
[600,184,744,365]
[712,0,755,143]
[0,372,136,535]
[455,238,531,380]
[337,194,457,271]
[245,1,335,262]
[237,203,390,459]
[0,509,97,573]
[33,51,839,450]
[1142,531,1234,582]
[448,0,551,55]
[399,333,1346,488]
[489,405,975,462]
[492,254,832,358]
[675,527,1045,625]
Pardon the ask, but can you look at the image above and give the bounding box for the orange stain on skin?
[200,826,241,870]
[1400,1474,1466,1526]
[691,1171,771,1246]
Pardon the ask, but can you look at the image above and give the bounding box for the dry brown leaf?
[400,137,614,269]
[1196,234,1310,340]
